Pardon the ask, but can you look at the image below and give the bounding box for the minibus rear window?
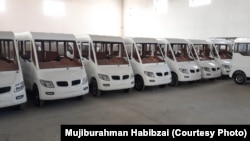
[234,43,250,56]
[0,40,19,71]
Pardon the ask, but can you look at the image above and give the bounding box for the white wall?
[123,0,250,39]
[1,0,250,38]
[0,0,123,36]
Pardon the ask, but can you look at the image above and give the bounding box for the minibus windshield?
[0,39,19,71]
[34,40,82,69]
[93,41,129,65]
[136,43,165,64]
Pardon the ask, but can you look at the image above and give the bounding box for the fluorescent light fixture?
[154,0,168,14]
[0,0,5,12]
[189,0,211,7]
[44,0,65,17]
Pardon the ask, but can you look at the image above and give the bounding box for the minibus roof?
[132,37,158,44]
[77,35,124,43]
[188,39,210,45]
[15,32,76,41]
[165,38,188,44]
[0,31,15,40]
[210,39,232,45]
[234,38,250,43]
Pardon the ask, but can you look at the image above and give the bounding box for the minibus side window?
[159,44,166,57]
[234,43,250,56]
[213,45,219,58]
[167,44,174,60]
[81,42,89,59]
[89,43,95,62]
[133,44,140,62]
[190,45,198,60]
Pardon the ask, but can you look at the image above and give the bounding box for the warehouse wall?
[123,0,250,39]
[0,0,123,36]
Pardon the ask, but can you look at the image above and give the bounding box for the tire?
[123,88,132,93]
[90,79,101,97]
[169,73,179,86]
[33,85,44,107]
[159,84,166,88]
[234,72,246,85]
[134,75,145,91]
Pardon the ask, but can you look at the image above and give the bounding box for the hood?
[144,63,170,72]
[38,68,85,81]
[178,61,199,70]
[199,60,219,68]
[220,59,231,65]
[99,65,133,75]
[0,71,19,86]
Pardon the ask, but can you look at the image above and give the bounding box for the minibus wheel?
[90,79,101,97]
[169,73,179,86]
[135,75,145,91]
[234,72,246,85]
[33,85,44,107]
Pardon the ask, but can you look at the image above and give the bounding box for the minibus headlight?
[144,71,155,77]
[14,81,25,92]
[40,80,54,88]
[179,68,189,74]
[203,67,211,72]
[222,64,230,69]
[82,77,88,84]
[98,74,110,81]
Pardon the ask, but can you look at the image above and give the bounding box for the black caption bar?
[61,125,249,141]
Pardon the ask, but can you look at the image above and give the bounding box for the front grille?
[72,80,81,86]
[0,86,11,94]
[112,76,120,80]
[197,69,200,72]
[164,72,169,76]
[123,75,129,80]
[212,68,216,71]
[190,70,195,73]
[156,73,163,76]
[57,81,68,87]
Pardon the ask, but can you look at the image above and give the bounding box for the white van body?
[210,39,232,76]
[229,38,250,84]
[157,38,201,86]
[76,35,134,96]
[0,31,27,109]
[123,37,171,90]
[15,32,89,107]
[188,39,221,79]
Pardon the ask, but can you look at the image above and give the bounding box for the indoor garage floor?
[0,79,250,140]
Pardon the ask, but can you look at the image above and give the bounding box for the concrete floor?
[0,79,250,140]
